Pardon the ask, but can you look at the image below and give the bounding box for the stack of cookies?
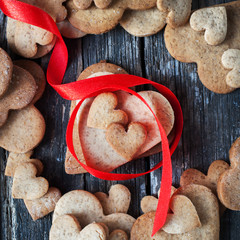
[65,61,176,174]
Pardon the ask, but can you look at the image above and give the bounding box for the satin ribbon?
[0,0,183,236]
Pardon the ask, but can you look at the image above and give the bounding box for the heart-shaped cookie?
[79,90,174,172]
[217,137,240,210]
[50,215,108,240]
[24,187,62,221]
[87,92,128,130]
[0,48,12,97]
[140,187,200,234]
[131,184,219,239]
[94,184,131,215]
[180,160,229,215]
[0,65,36,127]
[163,195,201,234]
[5,151,43,177]
[180,160,229,196]
[190,6,227,46]
[12,162,49,200]
[222,49,240,88]
[141,186,177,214]
[52,189,136,234]
[106,122,147,161]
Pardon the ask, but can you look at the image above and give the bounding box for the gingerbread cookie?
[120,8,167,37]
[140,187,200,234]
[87,92,128,130]
[50,215,108,240]
[65,62,128,174]
[12,162,49,200]
[0,65,36,127]
[94,184,131,215]
[52,190,135,234]
[164,1,240,93]
[221,49,240,89]
[7,0,66,58]
[24,187,62,221]
[78,89,174,172]
[131,184,219,239]
[14,60,46,104]
[0,106,46,153]
[141,186,176,213]
[180,160,230,196]
[0,48,12,97]
[67,0,125,34]
[5,151,43,177]
[106,122,147,161]
[190,6,227,46]
[217,137,240,210]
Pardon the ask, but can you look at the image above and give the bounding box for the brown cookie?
[6,18,57,59]
[217,137,240,210]
[140,186,177,214]
[5,151,43,177]
[120,7,167,37]
[52,190,136,234]
[164,1,240,93]
[14,21,54,58]
[106,122,147,161]
[180,160,230,196]
[94,184,131,215]
[12,162,49,200]
[221,49,240,89]
[131,184,219,239]
[180,160,229,215]
[67,0,125,34]
[0,48,12,97]
[0,105,46,153]
[50,215,108,240]
[157,0,192,28]
[87,92,128,130]
[0,65,36,127]
[14,60,46,104]
[65,62,128,174]
[7,0,66,58]
[190,6,227,46]
[24,187,62,221]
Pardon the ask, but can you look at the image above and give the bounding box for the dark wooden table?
[0,0,240,239]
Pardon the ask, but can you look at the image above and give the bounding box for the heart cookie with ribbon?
[131,184,219,239]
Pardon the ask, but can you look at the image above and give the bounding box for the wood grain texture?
[0,0,239,239]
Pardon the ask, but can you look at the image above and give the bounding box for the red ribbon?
[0,0,183,236]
